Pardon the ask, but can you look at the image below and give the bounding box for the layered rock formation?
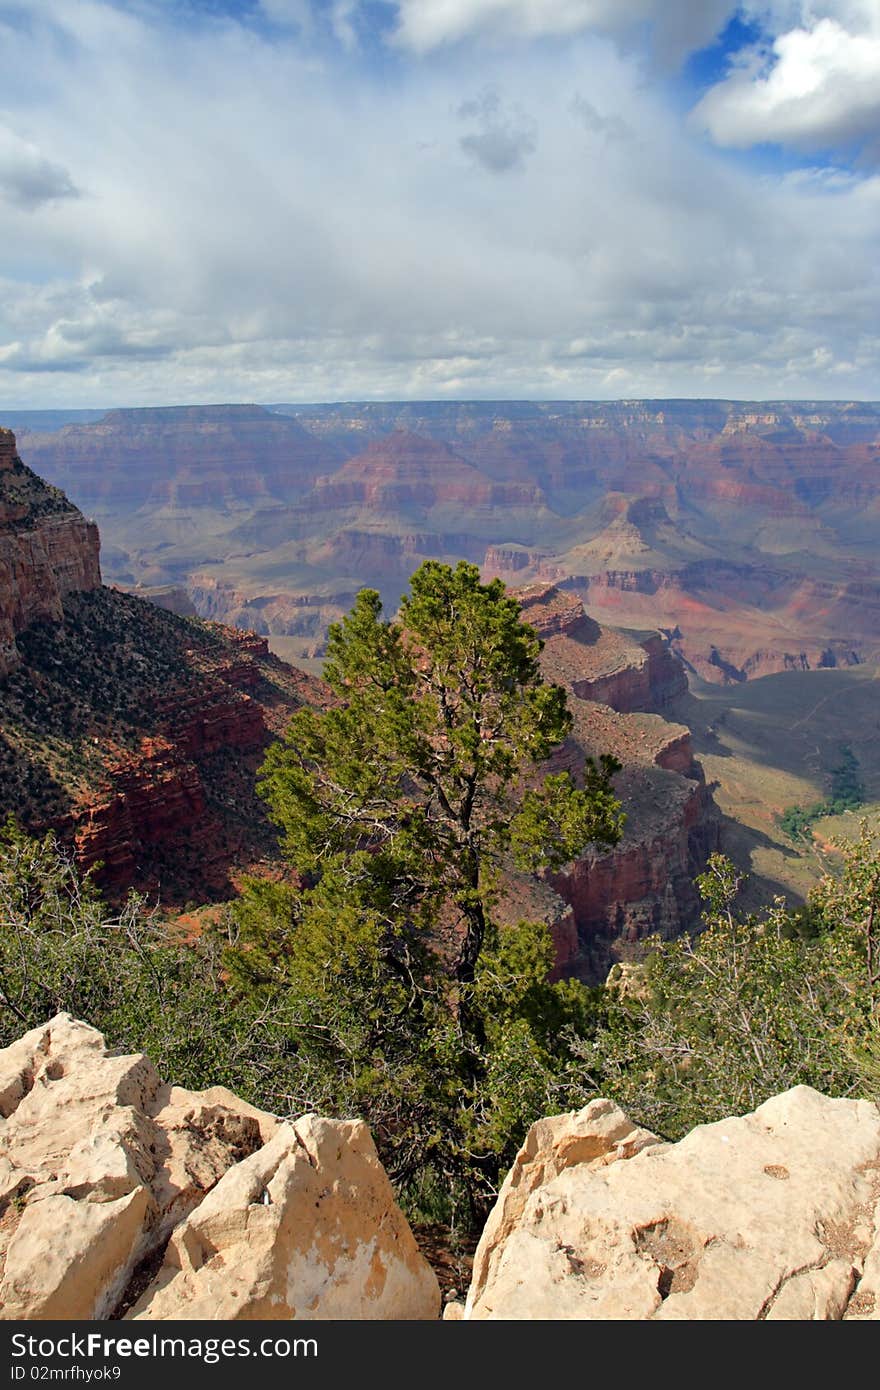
[547,763,716,979]
[460,1087,880,1320]
[0,1016,439,1321]
[0,432,720,941]
[186,574,358,657]
[1,589,326,899]
[121,585,197,618]
[520,584,687,710]
[16,405,340,514]
[0,432,327,899]
[0,419,721,960]
[0,428,101,678]
[517,585,719,979]
[175,428,560,663]
[574,561,879,683]
[311,430,543,512]
[20,397,879,679]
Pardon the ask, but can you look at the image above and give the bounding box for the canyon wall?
[518,585,720,980]
[576,562,880,682]
[15,405,340,513]
[0,443,326,901]
[0,426,721,958]
[18,604,326,900]
[549,765,717,979]
[0,431,329,901]
[0,428,101,678]
[64,647,274,889]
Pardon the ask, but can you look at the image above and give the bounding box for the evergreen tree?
[256,560,622,993]
[231,561,624,1212]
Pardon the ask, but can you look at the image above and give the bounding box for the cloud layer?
[0,0,877,406]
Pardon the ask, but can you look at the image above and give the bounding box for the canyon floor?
[670,663,880,904]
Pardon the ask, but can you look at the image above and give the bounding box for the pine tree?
[257,560,623,1002]
[231,561,625,1211]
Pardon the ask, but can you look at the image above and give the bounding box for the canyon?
[3,418,878,1325]
[14,398,880,681]
[0,428,719,976]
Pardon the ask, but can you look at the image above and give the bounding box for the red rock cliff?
[0,428,101,678]
[515,584,720,981]
[62,611,324,899]
[519,583,687,712]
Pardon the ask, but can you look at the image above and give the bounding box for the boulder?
[1,1189,151,1321]
[0,1014,438,1321]
[0,1015,272,1319]
[129,1115,440,1320]
[468,1098,660,1313]
[464,1086,880,1320]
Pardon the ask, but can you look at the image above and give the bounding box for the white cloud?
[394,0,625,49]
[697,4,880,160]
[330,1,360,49]
[259,0,314,27]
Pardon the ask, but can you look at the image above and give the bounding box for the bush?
[574,846,880,1139]
[0,819,299,1108]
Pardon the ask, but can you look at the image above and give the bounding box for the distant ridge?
[1,409,107,433]
[6,398,880,683]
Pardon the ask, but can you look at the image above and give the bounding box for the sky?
[0,0,878,406]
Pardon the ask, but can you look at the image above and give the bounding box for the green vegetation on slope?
[2,814,878,1226]
[0,453,74,526]
[779,744,866,841]
[0,586,304,824]
[582,832,880,1139]
[1,589,212,818]
[669,665,880,905]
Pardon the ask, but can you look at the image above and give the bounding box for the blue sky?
[0,0,878,406]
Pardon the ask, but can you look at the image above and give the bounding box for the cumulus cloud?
[0,125,80,210]
[696,3,880,161]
